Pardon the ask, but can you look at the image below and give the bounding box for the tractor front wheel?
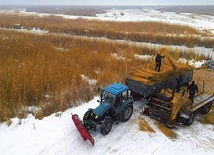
[100,118,113,135]
[83,111,92,121]
[119,104,133,122]
[83,110,93,127]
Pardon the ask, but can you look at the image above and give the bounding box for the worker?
[187,81,198,102]
[155,53,165,72]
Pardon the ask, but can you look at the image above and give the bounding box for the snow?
[135,54,152,60]
[111,53,125,60]
[188,60,207,68]
[81,74,97,85]
[96,9,214,34]
[0,7,214,155]
[0,97,213,155]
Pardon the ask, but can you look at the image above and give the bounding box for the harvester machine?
[142,81,214,127]
[126,70,214,127]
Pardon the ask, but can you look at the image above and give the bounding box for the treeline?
[0,14,213,48]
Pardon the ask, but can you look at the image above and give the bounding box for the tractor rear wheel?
[119,104,133,122]
[201,102,213,114]
[100,118,113,135]
[186,113,195,126]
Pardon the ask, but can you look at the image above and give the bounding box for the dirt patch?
[138,117,156,133]
[193,68,214,94]
[154,122,178,140]
[199,112,214,124]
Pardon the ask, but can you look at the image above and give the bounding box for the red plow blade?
[71,113,95,146]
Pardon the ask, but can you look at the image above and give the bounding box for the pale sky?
[0,0,214,5]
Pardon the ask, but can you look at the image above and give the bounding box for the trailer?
[126,70,193,99]
[178,92,214,126]
[126,70,214,127]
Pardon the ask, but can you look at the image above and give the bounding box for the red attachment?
[71,114,95,146]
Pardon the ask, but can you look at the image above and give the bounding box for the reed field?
[0,29,143,122]
[0,14,213,48]
[0,13,213,123]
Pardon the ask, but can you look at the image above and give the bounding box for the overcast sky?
[0,0,214,5]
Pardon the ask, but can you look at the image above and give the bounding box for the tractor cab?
[99,83,131,109]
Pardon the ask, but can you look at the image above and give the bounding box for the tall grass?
[0,15,212,122]
[0,14,213,48]
[0,30,143,122]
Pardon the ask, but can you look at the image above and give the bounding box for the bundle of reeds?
[128,47,193,85]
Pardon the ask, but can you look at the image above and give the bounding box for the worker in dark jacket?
[155,54,165,72]
[187,81,198,102]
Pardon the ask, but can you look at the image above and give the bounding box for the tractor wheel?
[83,110,92,125]
[201,102,213,114]
[186,113,195,126]
[119,104,133,122]
[100,118,113,135]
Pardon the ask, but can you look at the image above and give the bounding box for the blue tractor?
[83,83,134,135]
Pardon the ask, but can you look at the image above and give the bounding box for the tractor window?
[116,91,128,104]
[102,91,116,105]
[122,91,128,99]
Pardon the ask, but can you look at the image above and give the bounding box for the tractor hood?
[93,102,110,117]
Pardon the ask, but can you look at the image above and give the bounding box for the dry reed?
[138,117,156,133]
[0,13,213,48]
[0,29,144,122]
[128,47,193,85]
[154,122,178,140]
[0,15,212,122]
[200,112,214,124]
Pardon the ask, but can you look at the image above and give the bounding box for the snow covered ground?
[0,7,214,155]
[11,7,214,34]
[96,8,214,34]
[96,8,214,60]
[0,97,213,155]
